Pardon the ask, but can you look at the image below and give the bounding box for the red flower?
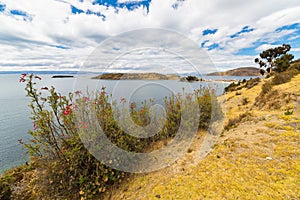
[63,109,70,115]
[30,139,37,143]
[35,75,42,80]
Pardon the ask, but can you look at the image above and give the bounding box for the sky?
[0,0,300,73]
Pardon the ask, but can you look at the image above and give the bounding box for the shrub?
[224,112,250,131]
[260,81,273,95]
[20,74,122,199]
[284,109,293,116]
[225,77,260,92]
[0,181,11,200]
[272,70,299,85]
[18,74,222,199]
[245,77,260,89]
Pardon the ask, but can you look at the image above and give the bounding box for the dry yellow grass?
[106,75,300,200]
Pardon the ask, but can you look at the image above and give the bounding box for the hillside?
[207,67,260,76]
[92,73,180,80]
[103,66,300,199]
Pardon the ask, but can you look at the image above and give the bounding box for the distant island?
[52,75,74,78]
[207,67,260,76]
[92,73,180,80]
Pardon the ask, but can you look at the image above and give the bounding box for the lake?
[0,74,255,174]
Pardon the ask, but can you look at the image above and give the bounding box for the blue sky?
[0,0,300,73]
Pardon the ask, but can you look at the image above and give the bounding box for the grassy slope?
[1,68,299,199]
[107,75,300,199]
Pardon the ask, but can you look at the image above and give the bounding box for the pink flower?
[130,102,136,109]
[19,74,26,82]
[84,97,90,102]
[77,121,88,129]
[120,97,126,103]
[74,90,82,96]
[19,73,27,82]
[33,122,37,130]
[71,103,78,110]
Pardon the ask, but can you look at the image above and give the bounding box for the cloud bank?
[0,0,300,73]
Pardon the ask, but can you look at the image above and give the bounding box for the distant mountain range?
[207,67,260,76]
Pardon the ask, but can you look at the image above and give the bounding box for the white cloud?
[291,48,300,52]
[255,44,279,52]
[0,0,300,72]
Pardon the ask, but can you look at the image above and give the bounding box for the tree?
[255,44,294,74]
[274,54,294,72]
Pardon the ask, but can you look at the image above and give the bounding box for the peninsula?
[207,67,260,76]
[92,73,180,80]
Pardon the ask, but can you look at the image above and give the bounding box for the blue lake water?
[0,74,256,174]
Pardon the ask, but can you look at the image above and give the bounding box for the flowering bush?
[20,74,222,199]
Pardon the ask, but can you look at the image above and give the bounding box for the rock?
[180,75,200,82]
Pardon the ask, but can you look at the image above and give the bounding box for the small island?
[52,75,74,78]
[92,73,180,80]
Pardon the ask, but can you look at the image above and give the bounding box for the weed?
[284,109,293,115]
[241,97,249,105]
